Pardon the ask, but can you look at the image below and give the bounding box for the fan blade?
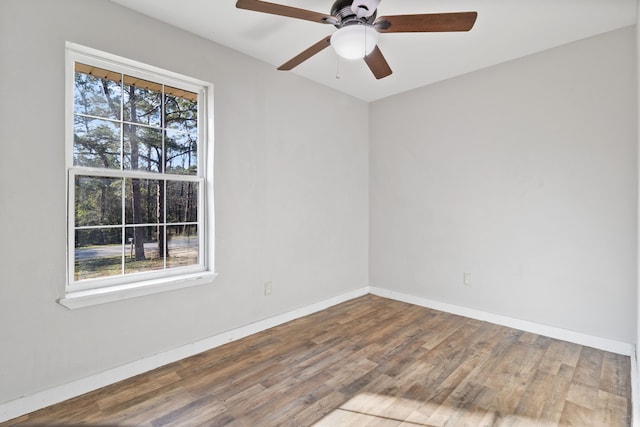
[375,12,477,33]
[278,36,332,71]
[364,46,392,79]
[236,0,336,25]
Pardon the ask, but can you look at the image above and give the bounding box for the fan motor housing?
[330,0,376,27]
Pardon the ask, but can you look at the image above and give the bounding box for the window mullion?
[121,177,126,276]
[163,179,167,270]
[162,85,167,270]
[120,72,126,277]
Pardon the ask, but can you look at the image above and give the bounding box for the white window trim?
[61,42,216,309]
[59,272,217,309]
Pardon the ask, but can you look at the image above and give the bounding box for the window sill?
[58,271,218,309]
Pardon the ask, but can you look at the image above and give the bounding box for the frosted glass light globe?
[331,25,378,60]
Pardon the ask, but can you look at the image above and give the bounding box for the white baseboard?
[632,348,639,427]
[0,286,370,423]
[370,287,634,356]
[1,285,634,423]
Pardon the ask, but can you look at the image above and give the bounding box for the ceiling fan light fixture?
[330,24,378,60]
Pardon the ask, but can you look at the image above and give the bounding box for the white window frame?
[60,42,216,309]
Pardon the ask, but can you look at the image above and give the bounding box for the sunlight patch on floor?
[311,392,560,426]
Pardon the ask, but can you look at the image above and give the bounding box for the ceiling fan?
[235,0,478,79]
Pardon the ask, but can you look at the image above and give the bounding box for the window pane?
[75,228,123,280]
[74,63,122,120]
[124,226,164,274]
[74,116,121,168]
[166,181,198,223]
[166,131,197,175]
[125,178,164,225]
[75,176,122,226]
[167,225,198,268]
[165,87,198,133]
[123,76,161,127]
[69,50,207,288]
[123,124,162,172]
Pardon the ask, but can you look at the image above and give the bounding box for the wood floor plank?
[537,340,568,376]
[492,346,546,417]
[559,400,595,426]
[537,363,575,425]
[3,294,630,427]
[372,394,425,426]
[566,381,599,411]
[106,385,194,426]
[425,381,487,426]
[573,346,605,389]
[290,390,347,426]
[512,370,555,419]
[594,389,631,427]
[97,371,183,412]
[600,352,632,397]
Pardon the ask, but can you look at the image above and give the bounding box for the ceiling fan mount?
[329,0,377,27]
[235,0,477,80]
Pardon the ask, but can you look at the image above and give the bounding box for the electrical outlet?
[264,281,272,296]
[463,273,472,286]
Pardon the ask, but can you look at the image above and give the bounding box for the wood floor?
[4,295,631,426]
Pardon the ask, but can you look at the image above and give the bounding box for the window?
[62,43,215,308]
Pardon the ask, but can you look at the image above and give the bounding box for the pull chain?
[363,24,367,58]
[336,55,341,79]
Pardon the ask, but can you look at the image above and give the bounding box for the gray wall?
[0,0,637,409]
[370,26,637,343]
[0,0,369,404]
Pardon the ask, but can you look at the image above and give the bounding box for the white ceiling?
[110,0,637,102]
